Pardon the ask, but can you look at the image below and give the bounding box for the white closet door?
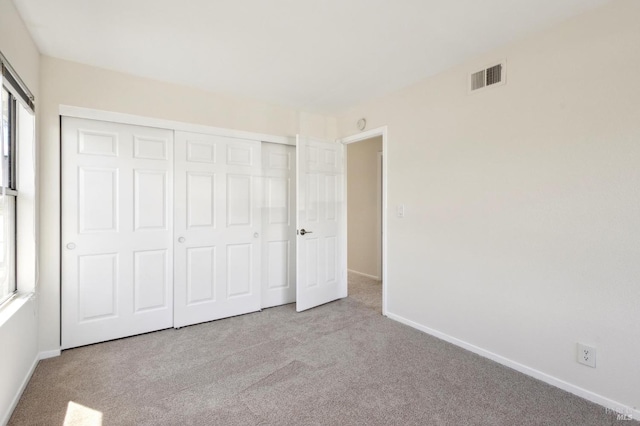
[296,136,347,311]
[174,132,262,328]
[261,143,296,308]
[61,117,174,349]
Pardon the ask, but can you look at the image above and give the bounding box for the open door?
[296,135,347,311]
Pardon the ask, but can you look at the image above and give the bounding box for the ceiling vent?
[469,60,506,93]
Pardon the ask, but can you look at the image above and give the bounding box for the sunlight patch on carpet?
[63,401,103,426]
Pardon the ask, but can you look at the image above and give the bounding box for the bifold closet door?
[174,132,262,328]
[261,143,296,308]
[61,117,174,349]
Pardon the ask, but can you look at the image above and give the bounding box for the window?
[0,52,35,305]
[0,86,17,304]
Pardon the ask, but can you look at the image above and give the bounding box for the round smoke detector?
[357,118,367,131]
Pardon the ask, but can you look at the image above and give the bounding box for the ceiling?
[13,0,610,114]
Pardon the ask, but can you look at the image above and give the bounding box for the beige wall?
[0,2,39,94]
[39,55,300,134]
[338,0,640,412]
[347,136,382,278]
[0,0,40,422]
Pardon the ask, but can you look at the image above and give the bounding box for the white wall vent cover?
[469,60,506,93]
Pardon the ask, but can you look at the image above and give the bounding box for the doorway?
[341,128,387,315]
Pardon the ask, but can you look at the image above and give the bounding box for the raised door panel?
[187,173,216,228]
[324,236,337,285]
[304,237,319,288]
[227,244,252,298]
[227,143,255,166]
[78,253,118,321]
[78,167,118,233]
[134,249,168,312]
[266,177,290,225]
[134,136,168,160]
[267,150,290,170]
[306,174,319,223]
[78,130,118,156]
[266,240,289,289]
[187,139,218,163]
[323,148,338,169]
[186,246,217,305]
[227,175,252,227]
[324,175,337,221]
[307,146,319,169]
[134,170,167,231]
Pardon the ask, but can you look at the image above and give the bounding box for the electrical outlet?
[577,343,596,368]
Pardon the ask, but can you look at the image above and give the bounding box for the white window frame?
[0,52,36,307]
[0,81,18,305]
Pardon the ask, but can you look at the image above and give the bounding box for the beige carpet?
[10,273,623,425]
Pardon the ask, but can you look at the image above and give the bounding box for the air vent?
[486,64,502,85]
[469,60,506,93]
[470,69,486,91]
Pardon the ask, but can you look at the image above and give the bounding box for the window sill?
[0,292,35,328]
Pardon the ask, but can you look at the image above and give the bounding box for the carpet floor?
[9,273,624,425]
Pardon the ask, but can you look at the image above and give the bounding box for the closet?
[61,115,344,349]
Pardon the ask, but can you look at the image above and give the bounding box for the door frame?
[339,126,388,316]
[59,105,294,146]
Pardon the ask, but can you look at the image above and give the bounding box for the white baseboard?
[38,349,61,360]
[385,311,639,421]
[1,355,39,426]
[0,349,60,426]
[348,269,380,281]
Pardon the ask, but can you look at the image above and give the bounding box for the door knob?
[253,232,259,238]
[66,243,76,250]
[299,229,313,236]
[178,237,186,243]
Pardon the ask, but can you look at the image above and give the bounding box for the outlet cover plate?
[577,343,596,368]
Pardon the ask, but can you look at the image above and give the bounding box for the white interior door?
[296,136,347,311]
[61,117,174,349]
[174,131,262,328]
[261,143,296,308]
